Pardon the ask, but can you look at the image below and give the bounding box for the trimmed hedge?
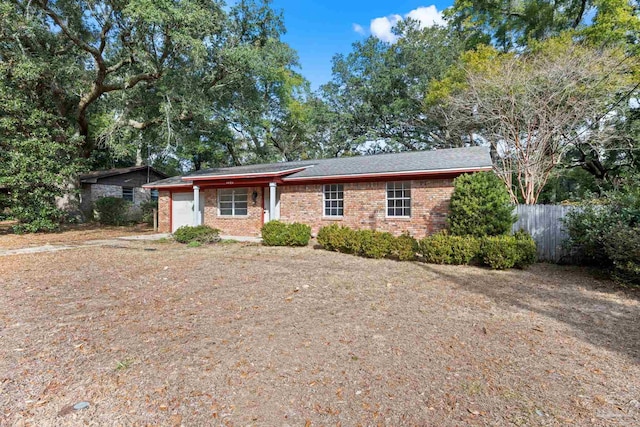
[94,197,129,225]
[418,232,480,265]
[317,224,418,261]
[173,225,221,244]
[316,224,536,270]
[261,221,311,246]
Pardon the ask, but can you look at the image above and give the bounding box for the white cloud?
[352,23,366,35]
[405,5,445,28]
[370,14,402,43]
[369,5,445,43]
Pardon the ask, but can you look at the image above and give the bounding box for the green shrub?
[513,230,537,269]
[354,229,395,259]
[261,221,311,246]
[317,224,355,252]
[448,172,516,237]
[603,226,640,285]
[477,233,536,270]
[94,197,129,225]
[392,232,418,261]
[140,200,158,226]
[173,225,221,244]
[261,220,288,245]
[12,218,60,234]
[480,235,520,269]
[418,232,481,265]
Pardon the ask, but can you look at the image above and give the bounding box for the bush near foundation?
[418,232,480,265]
[173,225,221,244]
[317,225,418,260]
[94,197,129,226]
[448,172,516,237]
[317,224,536,270]
[261,221,311,246]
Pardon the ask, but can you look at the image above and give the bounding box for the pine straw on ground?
[0,222,156,250]
[1,242,639,426]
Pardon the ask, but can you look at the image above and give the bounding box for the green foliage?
[391,232,419,261]
[317,225,535,269]
[140,200,158,226]
[261,221,311,246]
[479,233,537,270]
[346,230,395,259]
[480,236,523,270]
[94,197,130,226]
[418,232,481,265]
[317,225,417,260]
[603,227,640,285]
[448,172,515,237]
[173,225,221,244]
[513,230,538,268]
[316,224,356,252]
[317,22,465,154]
[0,4,84,232]
[563,181,640,284]
[187,241,202,248]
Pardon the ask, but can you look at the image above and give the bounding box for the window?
[323,184,344,217]
[386,182,411,217]
[122,187,134,202]
[150,189,159,202]
[218,188,248,216]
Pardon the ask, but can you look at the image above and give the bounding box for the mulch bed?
[1,243,639,426]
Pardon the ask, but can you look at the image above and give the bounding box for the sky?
[270,1,454,91]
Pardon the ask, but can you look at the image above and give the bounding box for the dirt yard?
[0,221,156,250]
[1,242,639,426]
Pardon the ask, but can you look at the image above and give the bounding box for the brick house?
[143,147,492,237]
[79,166,168,216]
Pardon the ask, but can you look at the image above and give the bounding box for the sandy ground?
[0,222,156,250]
[1,242,639,426]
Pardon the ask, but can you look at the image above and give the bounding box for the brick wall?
[202,187,264,237]
[158,191,171,233]
[158,180,454,238]
[279,179,454,238]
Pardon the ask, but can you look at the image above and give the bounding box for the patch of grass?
[187,241,202,248]
[219,239,239,244]
[115,358,133,371]
[155,237,171,244]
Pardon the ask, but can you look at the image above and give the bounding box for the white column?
[269,182,277,222]
[193,185,200,226]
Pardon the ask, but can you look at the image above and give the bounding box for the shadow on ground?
[418,262,640,362]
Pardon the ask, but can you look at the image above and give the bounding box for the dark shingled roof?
[286,146,491,179]
[145,146,492,187]
[79,165,168,183]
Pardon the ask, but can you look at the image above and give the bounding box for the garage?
[171,192,205,232]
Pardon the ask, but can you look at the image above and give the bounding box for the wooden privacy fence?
[512,204,576,263]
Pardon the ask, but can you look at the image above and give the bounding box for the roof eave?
[184,166,310,182]
[282,166,493,183]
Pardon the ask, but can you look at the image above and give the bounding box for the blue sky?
[270,1,454,91]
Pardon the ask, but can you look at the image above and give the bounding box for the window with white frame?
[323,184,344,217]
[122,187,134,202]
[218,188,248,216]
[386,182,411,217]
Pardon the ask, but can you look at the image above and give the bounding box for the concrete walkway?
[0,233,261,257]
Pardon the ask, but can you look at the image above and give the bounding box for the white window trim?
[385,181,411,219]
[322,184,344,218]
[217,188,249,217]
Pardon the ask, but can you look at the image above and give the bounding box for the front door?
[263,187,281,223]
[172,192,205,232]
